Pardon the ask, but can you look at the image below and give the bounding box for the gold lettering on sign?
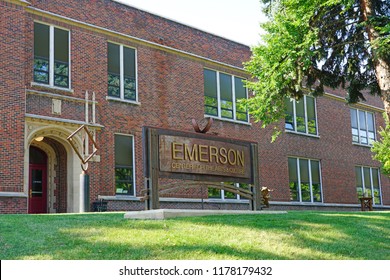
[159,134,251,179]
[170,143,245,167]
[185,143,198,161]
[172,142,183,160]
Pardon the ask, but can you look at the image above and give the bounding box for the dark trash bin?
[92,200,108,212]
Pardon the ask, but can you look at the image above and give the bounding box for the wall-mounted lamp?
[35,136,44,142]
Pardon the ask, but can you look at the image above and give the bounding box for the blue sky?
[116,0,266,46]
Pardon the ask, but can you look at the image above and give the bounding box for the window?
[355,166,382,205]
[350,109,376,145]
[288,157,322,203]
[115,134,135,195]
[34,22,70,88]
[208,183,249,200]
[204,69,248,122]
[285,96,317,135]
[108,43,137,102]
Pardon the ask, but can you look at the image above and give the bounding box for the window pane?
[115,167,133,195]
[54,28,69,87]
[235,77,248,122]
[312,184,322,202]
[124,47,136,101]
[288,158,299,201]
[115,135,133,166]
[367,113,374,132]
[299,159,309,183]
[205,96,218,116]
[108,43,120,97]
[34,23,50,84]
[108,43,120,75]
[359,111,367,130]
[31,169,43,197]
[224,191,237,199]
[220,73,233,119]
[115,135,134,195]
[124,47,136,79]
[34,23,49,59]
[204,69,218,116]
[208,187,221,198]
[306,96,315,119]
[204,69,217,98]
[372,168,379,187]
[54,28,69,63]
[350,109,358,128]
[289,182,299,201]
[363,167,371,196]
[306,97,317,135]
[285,98,294,131]
[219,73,233,101]
[301,183,311,202]
[288,158,298,182]
[234,77,246,100]
[295,100,306,133]
[311,160,320,184]
[355,167,363,187]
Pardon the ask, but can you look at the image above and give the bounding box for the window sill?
[106,96,141,105]
[285,130,320,138]
[98,195,140,201]
[31,82,74,93]
[204,114,251,126]
[352,142,374,148]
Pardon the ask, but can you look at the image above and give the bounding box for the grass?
[0,211,389,260]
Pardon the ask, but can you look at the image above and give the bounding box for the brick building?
[0,0,389,214]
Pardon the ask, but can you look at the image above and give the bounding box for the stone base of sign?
[124,209,287,220]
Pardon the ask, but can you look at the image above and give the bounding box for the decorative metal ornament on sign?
[67,125,98,171]
[192,118,213,134]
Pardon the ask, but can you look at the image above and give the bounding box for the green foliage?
[244,0,390,128]
[372,113,390,175]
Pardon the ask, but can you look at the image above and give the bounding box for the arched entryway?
[25,123,84,213]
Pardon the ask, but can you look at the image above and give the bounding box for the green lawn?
[0,211,389,260]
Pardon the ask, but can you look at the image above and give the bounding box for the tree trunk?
[360,0,390,117]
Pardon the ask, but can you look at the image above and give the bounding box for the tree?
[244,0,390,133]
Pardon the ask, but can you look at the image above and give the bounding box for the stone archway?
[25,121,84,213]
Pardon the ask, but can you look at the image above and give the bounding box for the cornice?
[25,6,248,75]
[2,0,30,7]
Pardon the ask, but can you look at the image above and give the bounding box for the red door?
[28,164,47,214]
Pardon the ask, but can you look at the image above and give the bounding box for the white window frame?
[208,183,249,200]
[285,95,318,136]
[355,166,382,205]
[350,108,376,146]
[204,69,249,124]
[32,22,71,90]
[107,42,138,104]
[114,133,136,196]
[288,157,323,203]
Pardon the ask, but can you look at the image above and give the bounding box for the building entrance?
[28,147,48,214]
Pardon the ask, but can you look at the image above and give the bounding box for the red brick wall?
[29,0,250,68]
[0,0,389,213]
[0,1,26,193]
[0,197,27,214]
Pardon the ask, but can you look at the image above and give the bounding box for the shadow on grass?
[1,211,389,260]
[183,211,390,260]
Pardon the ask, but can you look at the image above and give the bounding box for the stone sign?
[159,135,252,180]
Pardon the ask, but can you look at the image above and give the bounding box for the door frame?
[28,157,48,214]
